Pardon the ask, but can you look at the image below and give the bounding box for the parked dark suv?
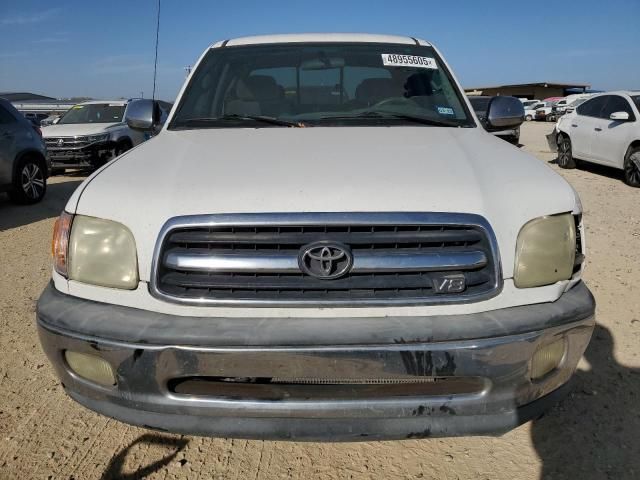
[0,98,50,204]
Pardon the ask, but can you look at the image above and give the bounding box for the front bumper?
[547,129,559,153]
[37,282,595,441]
[46,141,115,169]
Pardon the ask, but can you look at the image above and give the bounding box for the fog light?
[530,338,565,380]
[65,350,116,386]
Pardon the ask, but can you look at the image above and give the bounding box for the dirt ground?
[1,121,638,480]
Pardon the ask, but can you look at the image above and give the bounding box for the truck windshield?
[170,43,475,129]
[58,104,126,124]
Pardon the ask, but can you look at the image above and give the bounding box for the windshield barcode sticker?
[382,54,437,69]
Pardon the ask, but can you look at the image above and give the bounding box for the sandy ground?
[1,121,639,480]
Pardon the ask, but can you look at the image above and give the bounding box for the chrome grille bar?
[165,250,487,273]
[44,136,107,150]
[167,252,300,273]
[353,251,486,272]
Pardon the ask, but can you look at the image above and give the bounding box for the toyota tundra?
[37,34,595,441]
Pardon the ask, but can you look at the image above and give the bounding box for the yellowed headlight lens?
[68,215,138,289]
[65,350,116,386]
[514,214,576,288]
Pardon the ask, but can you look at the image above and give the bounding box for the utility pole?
[184,65,192,78]
[152,0,161,101]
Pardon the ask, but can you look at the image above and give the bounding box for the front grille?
[152,213,501,306]
[48,150,92,160]
[44,136,91,150]
[169,376,486,400]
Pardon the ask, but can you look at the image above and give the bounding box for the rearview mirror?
[300,57,345,70]
[125,99,158,130]
[610,111,630,121]
[487,96,525,129]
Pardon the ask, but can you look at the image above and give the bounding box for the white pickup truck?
[41,99,155,173]
[37,33,595,441]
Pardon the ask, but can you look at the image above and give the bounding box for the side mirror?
[52,117,60,124]
[610,111,630,121]
[125,99,157,130]
[487,96,525,129]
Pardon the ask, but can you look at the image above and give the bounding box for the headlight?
[88,133,110,143]
[52,212,73,276]
[514,214,576,288]
[77,133,109,143]
[53,213,138,289]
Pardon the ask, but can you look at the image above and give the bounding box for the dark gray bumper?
[37,282,595,441]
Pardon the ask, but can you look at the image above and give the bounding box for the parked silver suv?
[0,98,49,204]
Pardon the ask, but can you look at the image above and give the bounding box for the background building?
[0,92,77,116]
[465,82,591,100]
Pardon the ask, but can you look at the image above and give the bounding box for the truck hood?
[42,122,121,137]
[70,127,576,280]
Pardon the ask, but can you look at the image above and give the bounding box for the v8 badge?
[432,274,466,294]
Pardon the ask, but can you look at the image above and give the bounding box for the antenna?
[152,0,161,101]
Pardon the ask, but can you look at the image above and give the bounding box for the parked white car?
[41,99,164,174]
[521,99,541,109]
[40,114,60,126]
[557,94,592,113]
[38,33,594,441]
[534,101,555,121]
[563,94,593,114]
[524,102,542,121]
[549,91,640,186]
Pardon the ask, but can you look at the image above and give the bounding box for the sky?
[1,0,639,102]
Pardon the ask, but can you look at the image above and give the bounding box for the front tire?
[623,147,640,187]
[557,134,576,169]
[9,156,47,204]
[525,115,532,121]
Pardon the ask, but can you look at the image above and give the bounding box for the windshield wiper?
[319,111,461,127]
[174,114,305,128]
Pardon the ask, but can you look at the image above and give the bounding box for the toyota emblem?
[298,241,353,279]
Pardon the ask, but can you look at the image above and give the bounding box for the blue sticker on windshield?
[437,106,455,116]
